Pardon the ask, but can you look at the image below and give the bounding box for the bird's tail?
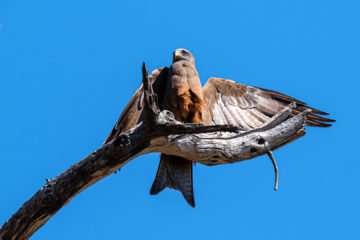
[150,154,195,207]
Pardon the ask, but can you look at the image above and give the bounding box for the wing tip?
[306,120,334,127]
[262,87,333,118]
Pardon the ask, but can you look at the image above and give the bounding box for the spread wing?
[104,67,169,144]
[202,77,335,129]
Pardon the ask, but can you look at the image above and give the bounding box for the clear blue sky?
[0,0,358,239]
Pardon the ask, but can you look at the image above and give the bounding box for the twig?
[267,151,279,191]
[142,62,159,124]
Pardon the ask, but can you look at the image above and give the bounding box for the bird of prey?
[104,49,334,207]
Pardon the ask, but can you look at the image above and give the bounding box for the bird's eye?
[181,50,188,56]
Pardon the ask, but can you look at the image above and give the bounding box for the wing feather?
[248,108,270,123]
[233,107,252,129]
[104,67,169,144]
[202,77,335,129]
[213,101,227,125]
[218,99,238,126]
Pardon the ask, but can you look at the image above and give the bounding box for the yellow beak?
[174,50,182,59]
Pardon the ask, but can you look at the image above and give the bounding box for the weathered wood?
[148,108,308,166]
[0,63,310,240]
[267,151,279,190]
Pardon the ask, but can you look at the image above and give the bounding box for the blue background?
[1,0,358,239]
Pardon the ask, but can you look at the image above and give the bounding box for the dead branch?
[0,63,310,240]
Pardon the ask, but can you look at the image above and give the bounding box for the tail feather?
[150,154,195,207]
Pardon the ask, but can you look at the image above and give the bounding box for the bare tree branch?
[0,63,310,240]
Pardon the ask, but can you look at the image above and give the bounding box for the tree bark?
[0,63,310,240]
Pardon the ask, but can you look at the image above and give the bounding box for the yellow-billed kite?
[104,49,334,207]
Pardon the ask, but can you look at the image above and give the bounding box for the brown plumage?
[149,49,205,207]
[104,49,335,207]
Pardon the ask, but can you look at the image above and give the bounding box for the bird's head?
[173,48,195,65]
